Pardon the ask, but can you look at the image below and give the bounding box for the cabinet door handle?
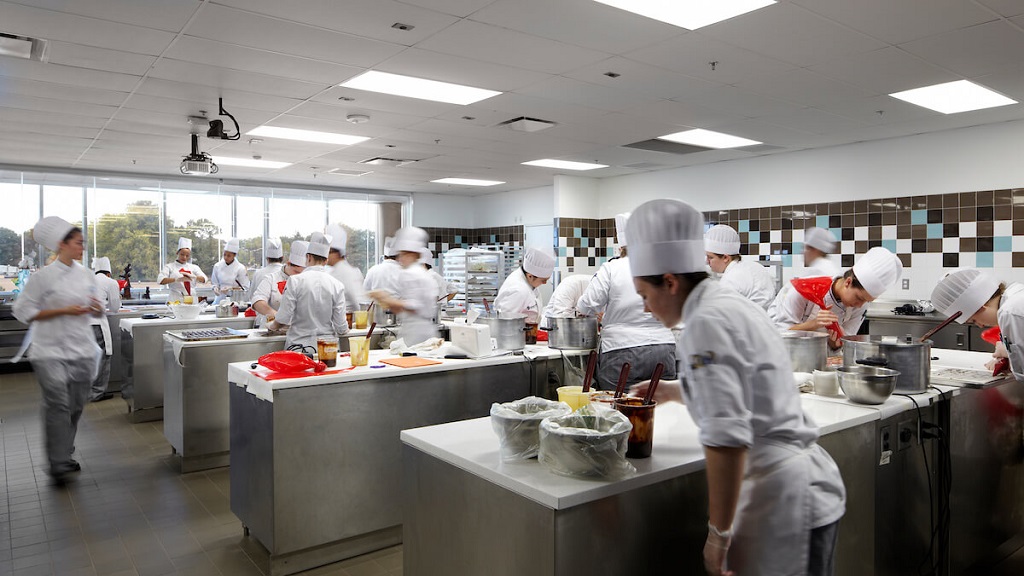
[956,333,965,348]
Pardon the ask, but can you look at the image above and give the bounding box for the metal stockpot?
[780,331,828,373]
[842,335,931,394]
[475,317,526,351]
[547,317,599,350]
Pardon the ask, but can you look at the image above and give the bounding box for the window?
[328,198,378,274]
[236,195,266,270]
[88,183,162,284]
[0,175,39,272]
[165,188,232,278]
[269,193,326,255]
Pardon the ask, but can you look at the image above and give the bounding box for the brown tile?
[829,202,843,215]
[912,196,929,210]
[977,237,994,252]
[911,224,927,239]
[1015,205,1024,220]
[782,230,792,242]
[979,222,995,239]
[842,227,855,241]
[817,203,830,215]
[897,197,913,210]
[1015,220,1024,236]
[943,207,958,222]
[739,208,749,219]
[978,190,994,205]
[771,218,781,230]
[996,189,1013,205]
[927,195,943,209]
[960,238,977,252]
[959,192,977,207]
[855,200,868,213]
[761,207,771,218]
[882,212,896,225]
[943,193,959,208]
[977,206,994,221]
[855,214,868,227]
[855,240,868,253]
[897,223,913,238]
[898,253,912,267]
[1014,253,1024,267]
[960,206,976,222]
[841,201,855,213]
[912,239,928,253]
[842,215,854,227]
[927,239,942,252]
[1014,189,1024,205]
[897,211,911,225]
[770,206,781,218]
[996,205,1012,220]
[869,226,882,240]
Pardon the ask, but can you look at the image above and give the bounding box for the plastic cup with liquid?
[317,337,338,368]
[349,336,370,367]
[354,311,369,329]
[556,385,591,411]
[614,397,656,458]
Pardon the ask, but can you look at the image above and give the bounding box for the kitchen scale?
[167,327,250,341]
[929,367,1002,387]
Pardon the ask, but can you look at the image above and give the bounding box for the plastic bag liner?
[538,404,636,480]
[491,396,572,461]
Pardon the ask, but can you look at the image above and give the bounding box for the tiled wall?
[424,226,524,267]
[554,217,618,273]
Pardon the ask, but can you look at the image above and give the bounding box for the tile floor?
[0,367,402,576]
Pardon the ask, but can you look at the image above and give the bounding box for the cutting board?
[379,357,443,368]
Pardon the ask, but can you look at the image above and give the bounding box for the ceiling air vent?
[0,33,49,62]
[358,157,417,167]
[496,116,556,132]
[623,139,713,155]
[328,168,373,176]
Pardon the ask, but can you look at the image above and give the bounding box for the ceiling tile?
[973,67,1024,102]
[147,59,327,100]
[625,33,797,85]
[899,20,1024,78]
[285,103,424,130]
[385,0,497,19]
[163,37,361,85]
[809,46,958,94]
[311,86,458,118]
[0,58,141,92]
[791,0,997,44]
[563,57,723,100]
[704,118,816,147]
[0,92,118,119]
[414,19,609,75]
[369,48,550,92]
[6,0,199,31]
[515,76,659,112]
[812,94,936,126]
[1,120,101,140]
[542,113,679,147]
[681,85,807,119]
[0,78,127,106]
[735,68,875,107]
[46,42,157,76]
[618,99,749,130]
[976,0,1024,17]
[465,92,609,125]
[0,107,109,129]
[132,80,305,114]
[758,107,870,135]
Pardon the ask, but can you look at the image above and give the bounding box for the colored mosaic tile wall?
[554,217,619,273]
[424,226,524,268]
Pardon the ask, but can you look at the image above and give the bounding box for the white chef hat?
[383,236,396,257]
[288,241,309,267]
[93,256,112,273]
[615,212,631,247]
[627,199,706,277]
[33,216,76,252]
[392,226,429,254]
[851,247,903,298]
[325,224,348,255]
[522,247,556,278]
[704,224,741,255]
[178,237,193,251]
[266,238,284,259]
[224,238,240,254]
[931,268,999,324]
[804,227,837,254]
[307,232,331,258]
[418,247,433,264]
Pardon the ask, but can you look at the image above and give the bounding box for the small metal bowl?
[836,365,900,405]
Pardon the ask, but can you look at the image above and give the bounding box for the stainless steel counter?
[0,303,29,363]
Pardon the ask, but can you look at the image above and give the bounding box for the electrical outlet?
[880,425,891,454]
[902,278,910,290]
[897,421,916,451]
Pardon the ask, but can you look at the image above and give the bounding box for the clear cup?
[556,385,591,411]
[349,336,370,367]
[317,337,338,368]
[345,312,353,329]
[614,397,656,458]
[354,310,369,329]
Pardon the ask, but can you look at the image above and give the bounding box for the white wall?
[472,185,554,228]
[411,193,474,228]
[554,175,601,218]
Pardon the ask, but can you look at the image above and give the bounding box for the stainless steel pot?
[547,317,599,350]
[842,335,931,394]
[780,331,828,373]
[475,317,526,351]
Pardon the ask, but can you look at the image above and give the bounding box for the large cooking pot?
[842,335,930,394]
[547,317,599,350]
[780,331,828,373]
[475,317,526,351]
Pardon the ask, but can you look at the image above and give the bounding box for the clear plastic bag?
[538,404,636,479]
[491,396,572,460]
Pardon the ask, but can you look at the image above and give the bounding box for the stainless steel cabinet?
[868,317,990,351]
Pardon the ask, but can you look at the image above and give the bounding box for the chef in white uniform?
[423,262,457,303]
[931,268,1023,379]
[540,274,592,328]
[89,256,122,402]
[493,247,556,321]
[803,227,840,278]
[247,238,284,302]
[363,236,403,324]
[770,247,902,349]
[252,241,306,329]
[268,234,347,351]
[705,224,777,310]
[576,213,676,390]
[158,238,207,302]
[325,224,367,313]
[13,217,103,483]
[627,199,845,576]
[367,227,440,346]
[210,238,249,304]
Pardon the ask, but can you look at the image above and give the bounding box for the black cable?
[896,393,936,575]
[218,97,241,140]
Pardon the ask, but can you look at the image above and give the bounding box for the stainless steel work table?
[105,306,167,393]
[227,348,551,576]
[120,314,254,422]
[161,327,378,473]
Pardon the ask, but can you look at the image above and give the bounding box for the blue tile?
[490,234,496,242]
[580,237,588,248]
[927,223,943,239]
[816,216,829,228]
[882,239,897,252]
[911,210,927,225]
[455,235,462,243]
[738,220,749,232]
[558,247,566,257]
[793,242,803,253]
[573,227,581,238]
[829,228,841,239]
[783,255,793,267]
[747,231,759,243]
[995,236,1012,252]
[607,247,615,257]
[976,252,994,268]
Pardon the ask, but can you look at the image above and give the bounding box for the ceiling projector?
[181,133,218,175]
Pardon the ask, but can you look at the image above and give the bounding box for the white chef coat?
[251,268,288,329]
[394,264,440,346]
[493,268,542,320]
[804,256,840,279]
[329,260,367,313]
[769,275,867,337]
[363,259,402,296]
[88,274,122,355]
[997,283,1024,382]
[275,266,348,350]
[576,257,674,352]
[718,258,777,310]
[676,279,845,574]
[248,263,282,302]
[427,269,457,300]
[13,260,103,361]
[541,274,592,328]
[210,259,249,302]
[157,260,207,303]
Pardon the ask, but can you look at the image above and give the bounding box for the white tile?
[943,237,959,252]
[882,226,897,240]
[760,244,771,255]
[841,240,855,254]
[792,229,804,242]
[1014,236,1024,252]
[897,239,912,253]
[995,253,1013,268]
[960,222,977,237]
[770,230,782,243]
[994,220,1012,236]
[960,252,977,268]
[855,227,868,241]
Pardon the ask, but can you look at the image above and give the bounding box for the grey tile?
[92,555,136,575]
[12,542,49,559]
[12,551,51,570]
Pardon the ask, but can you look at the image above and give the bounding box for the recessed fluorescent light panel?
[657,128,761,149]
[431,178,505,186]
[340,71,501,105]
[212,157,291,169]
[328,169,373,177]
[889,80,1017,114]
[593,0,775,30]
[522,159,609,171]
[247,126,369,146]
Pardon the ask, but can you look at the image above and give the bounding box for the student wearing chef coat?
[367,228,440,346]
[770,247,902,349]
[268,235,347,351]
[252,241,306,329]
[13,217,103,483]
[803,227,840,278]
[576,213,676,390]
[210,238,249,304]
[627,200,845,576]
[363,236,403,324]
[325,224,367,313]
[493,247,556,321]
[931,268,1024,380]
[705,224,777,310]
[247,237,284,303]
[88,256,121,402]
[423,262,457,304]
[157,237,207,302]
[540,274,593,329]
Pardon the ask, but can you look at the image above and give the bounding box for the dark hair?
[639,272,709,287]
[330,248,342,256]
[385,254,396,260]
[423,263,433,270]
[619,246,628,257]
[62,227,83,243]
[267,257,284,263]
[308,254,327,265]
[842,269,864,290]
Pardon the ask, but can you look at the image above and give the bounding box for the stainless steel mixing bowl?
[836,365,900,405]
